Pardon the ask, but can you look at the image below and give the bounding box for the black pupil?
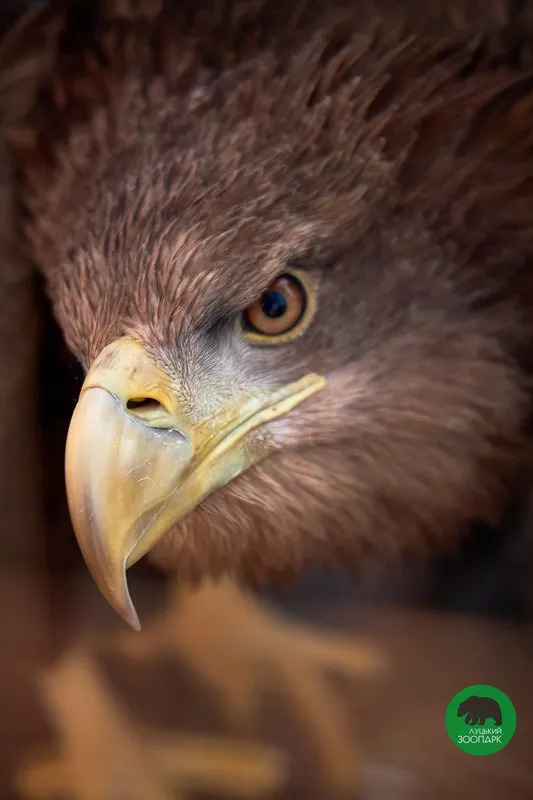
[260,290,288,318]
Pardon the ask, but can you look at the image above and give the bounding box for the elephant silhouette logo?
[457,695,502,726]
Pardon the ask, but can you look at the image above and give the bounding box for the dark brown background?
[1,2,533,799]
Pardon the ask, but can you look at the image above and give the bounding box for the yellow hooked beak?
[65,338,325,629]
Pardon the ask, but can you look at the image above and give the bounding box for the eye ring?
[241,268,315,344]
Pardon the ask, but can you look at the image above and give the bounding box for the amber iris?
[245,275,306,336]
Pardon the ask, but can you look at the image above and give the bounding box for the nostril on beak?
[122,394,191,438]
[127,397,161,411]
[126,397,166,423]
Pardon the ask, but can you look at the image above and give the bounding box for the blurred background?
[0,302,529,799]
[1,2,533,799]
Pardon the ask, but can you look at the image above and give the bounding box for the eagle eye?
[242,271,313,343]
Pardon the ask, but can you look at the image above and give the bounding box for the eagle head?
[7,0,533,626]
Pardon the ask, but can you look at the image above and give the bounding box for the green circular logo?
[446,685,516,755]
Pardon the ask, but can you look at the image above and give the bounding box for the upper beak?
[65,338,325,629]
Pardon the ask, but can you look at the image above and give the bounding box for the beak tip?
[128,612,142,632]
[110,595,142,631]
[92,566,142,632]
[106,583,142,631]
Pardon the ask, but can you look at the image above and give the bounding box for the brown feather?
[7,0,533,583]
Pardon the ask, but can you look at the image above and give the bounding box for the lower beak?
[65,339,325,629]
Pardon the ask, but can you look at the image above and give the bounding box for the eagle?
[1,0,533,633]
